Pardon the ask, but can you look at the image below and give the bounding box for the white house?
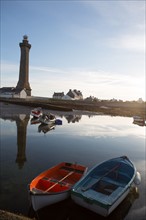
[0,87,27,98]
[137,98,144,103]
[66,89,83,100]
[62,94,73,100]
[85,96,95,102]
[52,89,83,100]
[53,92,64,99]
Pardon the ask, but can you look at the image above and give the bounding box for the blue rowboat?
[71,156,141,217]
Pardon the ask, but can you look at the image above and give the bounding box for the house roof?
[53,92,64,97]
[67,89,83,98]
[73,89,82,96]
[0,87,25,94]
[0,87,15,93]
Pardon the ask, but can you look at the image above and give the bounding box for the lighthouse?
[16,35,31,96]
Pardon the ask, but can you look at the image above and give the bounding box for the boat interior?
[81,167,132,194]
[31,164,86,194]
[92,179,118,195]
[33,177,71,193]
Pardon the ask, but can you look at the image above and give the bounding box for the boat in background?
[55,119,63,125]
[29,162,88,211]
[133,116,145,126]
[133,116,145,123]
[71,156,141,217]
[133,120,145,127]
[31,107,43,118]
[39,113,56,125]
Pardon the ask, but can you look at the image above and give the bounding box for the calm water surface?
[0,103,145,220]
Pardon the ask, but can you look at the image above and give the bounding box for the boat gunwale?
[72,156,136,190]
[29,162,88,196]
[29,186,71,196]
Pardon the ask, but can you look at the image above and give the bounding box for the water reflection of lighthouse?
[15,114,30,169]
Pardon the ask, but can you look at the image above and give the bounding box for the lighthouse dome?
[23,35,28,40]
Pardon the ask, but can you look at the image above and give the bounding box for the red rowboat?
[29,162,88,211]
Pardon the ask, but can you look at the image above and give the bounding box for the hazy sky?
[1,0,145,101]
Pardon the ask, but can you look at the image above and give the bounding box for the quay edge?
[0,97,145,118]
[0,210,34,220]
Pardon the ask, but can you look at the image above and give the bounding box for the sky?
[1,0,145,101]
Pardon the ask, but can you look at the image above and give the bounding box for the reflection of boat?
[30,117,41,125]
[31,107,43,118]
[65,115,81,123]
[38,123,55,134]
[29,162,88,211]
[71,156,141,217]
[39,113,56,125]
[107,186,139,220]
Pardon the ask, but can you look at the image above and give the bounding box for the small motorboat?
[133,120,145,127]
[29,162,88,211]
[133,116,145,126]
[71,156,141,217]
[39,113,56,125]
[55,119,63,125]
[31,107,43,118]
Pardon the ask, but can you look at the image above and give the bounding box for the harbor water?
[0,102,145,220]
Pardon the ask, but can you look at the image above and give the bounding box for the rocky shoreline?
[0,97,145,118]
[0,210,34,220]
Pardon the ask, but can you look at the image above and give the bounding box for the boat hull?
[71,187,130,217]
[39,118,55,125]
[31,107,42,118]
[31,113,42,118]
[30,117,41,125]
[39,113,56,125]
[133,116,145,124]
[30,190,70,211]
